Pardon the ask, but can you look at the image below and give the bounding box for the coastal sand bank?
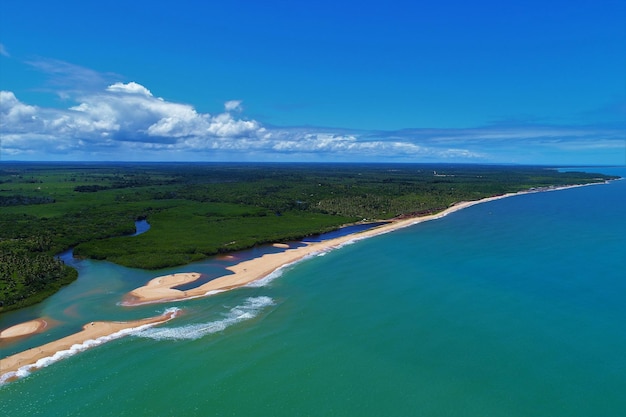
[122,273,202,305]
[0,319,49,340]
[0,311,177,382]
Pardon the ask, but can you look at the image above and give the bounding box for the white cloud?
[0,43,9,57]
[0,84,270,154]
[1,91,36,120]
[106,82,153,96]
[3,81,622,163]
[224,100,243,112]
[0,91,40,132]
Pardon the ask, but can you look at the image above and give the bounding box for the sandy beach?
[125,193,523,305]
[0,319,49,340]
[122,272,202,305]
[0,311,177,382]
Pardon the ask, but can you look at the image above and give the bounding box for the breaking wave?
[134,296,274,341]
[0,308,181,386]
[245,267,287,288]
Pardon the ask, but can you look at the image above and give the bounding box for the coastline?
[0,310,178,384]
[124,189,546,305]
[125,183,615,306]
[1,184,604,384]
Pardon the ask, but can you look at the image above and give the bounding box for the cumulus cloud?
[2,80,622,163]
[0,83,264,158]
[1,82,452,160]
[106,82,154,96]
[0,91,38,127]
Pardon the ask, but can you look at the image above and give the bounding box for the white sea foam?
[245,267,286,288]
[0,308,181,386]
[248,242,371,288]
[134,296,274,341]
[247,248,343,288]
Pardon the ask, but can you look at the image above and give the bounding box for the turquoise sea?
[1,167,625,416]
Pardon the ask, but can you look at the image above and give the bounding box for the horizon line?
[1,160,623,168]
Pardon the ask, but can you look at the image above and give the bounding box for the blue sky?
[1,0,625,165]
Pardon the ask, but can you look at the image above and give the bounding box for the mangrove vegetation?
[0,162,617,313]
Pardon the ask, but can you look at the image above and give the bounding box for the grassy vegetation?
[0,162,617,313]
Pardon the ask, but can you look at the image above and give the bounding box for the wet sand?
[0,311,177,382]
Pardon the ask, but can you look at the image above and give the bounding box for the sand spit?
[125,192,535,306]
[0,311,177,383]
[123,272,202,305]
[0,319,49,340]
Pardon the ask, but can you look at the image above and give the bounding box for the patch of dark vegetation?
[0,195,55,206]
[0,236,77,313]
[74,184,110,192]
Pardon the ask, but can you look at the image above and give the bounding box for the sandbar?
[125,192,526,305]
[123,272,202,305]
[0,311,176,382]
[0,319,49,340]
[272,243,290,248]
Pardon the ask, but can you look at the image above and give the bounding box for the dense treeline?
[0,162,617,313]
[0,237,77,312]
[0,195,55,206]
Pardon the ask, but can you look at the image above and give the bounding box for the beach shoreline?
[0,311,178,384]
[124,189,553,306]
[1,184,602,384]
[129,182,613,307]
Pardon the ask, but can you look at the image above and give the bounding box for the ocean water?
[1,168,625,416]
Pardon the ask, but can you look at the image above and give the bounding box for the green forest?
[0,162,617,313]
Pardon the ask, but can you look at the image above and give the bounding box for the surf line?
[0,309,179,385]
